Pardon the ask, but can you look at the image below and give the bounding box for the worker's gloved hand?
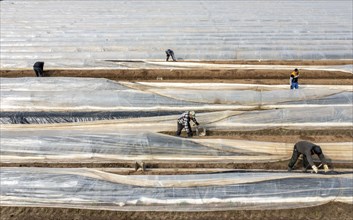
[323,164,329,173]
[196,122,199,126]
[312,165,318,174]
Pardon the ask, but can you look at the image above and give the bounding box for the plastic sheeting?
[209,106,353,129]
[1,78,352,112]
[1,107,352,130]
[1,168,352,211]
[1,107,352,127]
[1,1,352,68]
[1,78,351,164]
[0,131,241,162]
[125,82,353,105]
[0,111,182,124]
[0,78,199,112]
[1,129,352,163]
[1,77,351,212]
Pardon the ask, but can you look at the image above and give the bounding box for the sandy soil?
[162,128,353,143]
[2,69,352,83]
[2,160,352,173]
[1,202,352,220]
[3,68,353,84]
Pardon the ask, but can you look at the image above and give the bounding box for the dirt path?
[2,69,352,83]
[1,59,352,84]
[1,160,352,172]
[162,128,353,143]
[1,202,352,220]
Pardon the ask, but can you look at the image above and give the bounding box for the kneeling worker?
[288,141,329,173]
[176,111,199,138]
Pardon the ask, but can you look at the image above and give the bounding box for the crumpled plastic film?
[140,86,352,105]
[1,130,351,163]
[1,168,352,211]
[0,111,181,124]
[210,106,353,127]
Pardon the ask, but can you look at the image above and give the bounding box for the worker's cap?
[294,68,299,72]
[189,111,196,117]
[312,146,322,155]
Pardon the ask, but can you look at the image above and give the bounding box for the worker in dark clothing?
[165,49,177,61]
[290,68,299,89]
[288,141,329,173]
[33,61,45,77]
[176,111,199,137]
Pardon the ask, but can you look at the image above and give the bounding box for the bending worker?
[165,49,177,61]
[33,61,45,77]
[288,141,329,173]
[176,111,199,137]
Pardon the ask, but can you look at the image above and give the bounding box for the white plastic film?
[1,78,352,113]
[1,168,352,211]
[1,1,352,68]
[1,129,351,163]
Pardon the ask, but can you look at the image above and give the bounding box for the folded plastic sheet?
[1,168,352,211]
[1,130,351,163]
